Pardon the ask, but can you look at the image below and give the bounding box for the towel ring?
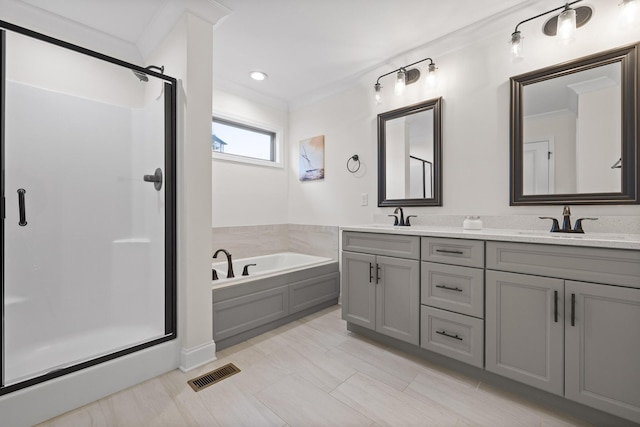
[347,154,360,173]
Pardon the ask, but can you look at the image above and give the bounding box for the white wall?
[576,86,621,193]
[211,90,289,226]
[287,0,640,225]
[146,13,217,369]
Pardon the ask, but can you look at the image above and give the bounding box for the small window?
[212,117,276,163]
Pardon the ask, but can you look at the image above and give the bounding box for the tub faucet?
[213,249,234,278]
[539,206,598,234]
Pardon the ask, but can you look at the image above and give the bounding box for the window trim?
[211,113,283,168]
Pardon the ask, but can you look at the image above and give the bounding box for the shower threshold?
[4,325,165,386]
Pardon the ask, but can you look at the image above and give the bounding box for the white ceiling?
[211,0,533,105]
[11,0,554,106]
[18,0,171,43]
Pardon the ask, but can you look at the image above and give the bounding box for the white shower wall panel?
[3,81,164,377]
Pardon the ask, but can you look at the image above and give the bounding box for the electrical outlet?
[361,193,368,206]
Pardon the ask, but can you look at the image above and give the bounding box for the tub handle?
[242,263,257,276]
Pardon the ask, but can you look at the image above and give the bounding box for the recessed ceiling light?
[249,71,268,81]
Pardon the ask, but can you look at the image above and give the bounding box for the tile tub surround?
[212,224,339,260]
[372,214,640,235]
[38,305,621,427]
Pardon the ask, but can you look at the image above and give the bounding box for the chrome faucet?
[539,206,598,234]
[213,248,234,278]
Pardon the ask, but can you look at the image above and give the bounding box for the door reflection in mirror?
[385,109,434,199]
[522,62,622,195]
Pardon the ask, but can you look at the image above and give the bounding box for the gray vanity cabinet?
[485,270,564,395]
[342,232,420,345]
[420,237,485,368]
[341,251,376,329]
[486,241,640,423]
[565,280,640,423]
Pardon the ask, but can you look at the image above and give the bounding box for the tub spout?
[213,249,234,278]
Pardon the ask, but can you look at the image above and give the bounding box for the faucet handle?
[212,269,219,280]
[539,216,560,232]
[573,217,598,233]
[405,215,417,226]
[387,214,399,226]
[242,263,257,276]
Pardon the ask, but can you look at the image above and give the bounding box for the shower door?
[0,24,176,392]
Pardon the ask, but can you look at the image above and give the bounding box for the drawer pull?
[571,293,576,327]
[435,284,463,292]
[554,290,558,323]
[369,263,373,283]
[376,264,381,284]
[435,249,464,255]
[436,330,463,341]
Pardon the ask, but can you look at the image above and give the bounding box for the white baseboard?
[179,340,217,372]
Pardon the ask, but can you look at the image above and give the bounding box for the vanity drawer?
[342,231,420,259]
[421,237,485,268]
[421,262,484,318]
[420,306,484,368]
[486,241,640,288]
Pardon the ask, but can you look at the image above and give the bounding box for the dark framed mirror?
[378,97,442,207]
[510,43,639,205]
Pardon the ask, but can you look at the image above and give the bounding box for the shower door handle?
[143,168,163,191]
[17,188,27,226]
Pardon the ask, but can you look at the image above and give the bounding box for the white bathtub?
[211,252,334,288]
[211,251,340,349]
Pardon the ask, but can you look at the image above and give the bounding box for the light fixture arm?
[375,58,435,85]
[513,0,582,34]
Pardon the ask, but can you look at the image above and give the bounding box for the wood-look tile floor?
[38,305,591,427]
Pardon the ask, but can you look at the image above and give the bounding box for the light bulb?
[510,31,523,60]
[426,63,437,88]
[374,83,382,104]
[394,69,406,96]
[556,7,577,44]
[620,0,639,27]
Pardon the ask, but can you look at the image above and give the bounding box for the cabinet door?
[376,256,420,345]
[565,281,640,424]
[341,251,376,329]
[486,270,564,395]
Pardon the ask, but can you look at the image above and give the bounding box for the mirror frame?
[378,97,442,207]
[510,43,639,205]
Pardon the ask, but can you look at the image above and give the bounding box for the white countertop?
[340,224,640,250]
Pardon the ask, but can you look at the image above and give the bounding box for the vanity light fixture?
[509,0,592,60]
[249,71,268,81]
[374,57,437,104]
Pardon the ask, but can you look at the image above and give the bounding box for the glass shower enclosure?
[0,21,177,394]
